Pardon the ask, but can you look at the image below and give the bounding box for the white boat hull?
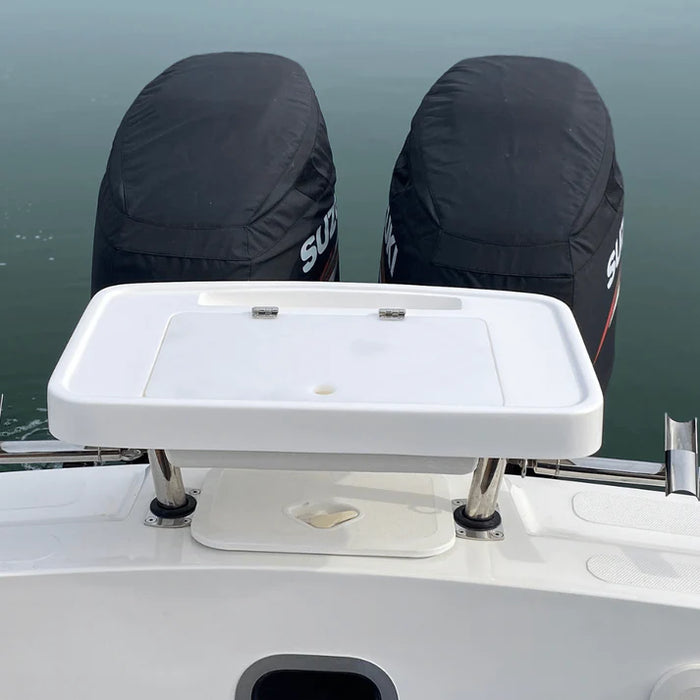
[1,465,698,698]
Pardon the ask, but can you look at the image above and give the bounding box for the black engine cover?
[381,56,624,391]
[93,52,338,295]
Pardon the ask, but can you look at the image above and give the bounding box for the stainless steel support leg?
[465,457,508,520]
[148,449,188,509]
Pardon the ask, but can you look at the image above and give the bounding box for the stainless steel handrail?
[529,459,666,488]
[0,440,144,465]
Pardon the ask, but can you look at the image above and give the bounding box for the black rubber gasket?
[149,494,197,519]
[453,505,502,531]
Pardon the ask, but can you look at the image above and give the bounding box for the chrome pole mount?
[146,449,197,527]
[453,457,507,541]
[665,414,699,498]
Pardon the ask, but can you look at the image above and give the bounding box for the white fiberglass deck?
[0,464,699,699]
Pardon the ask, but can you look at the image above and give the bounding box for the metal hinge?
[251,306,279,319]
[378,308,406,320]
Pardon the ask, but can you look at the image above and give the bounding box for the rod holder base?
[144,513,192,529]
[453,505,502,531]
[149,494,197,519]
[452,499,504,541]
[144,488,200,528]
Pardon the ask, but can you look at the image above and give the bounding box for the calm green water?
[1,0,699,464]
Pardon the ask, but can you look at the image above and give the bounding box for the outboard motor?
[380,56,624,391]
[92,52,338,295]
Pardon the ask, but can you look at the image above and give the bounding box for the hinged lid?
[48,282,603,458]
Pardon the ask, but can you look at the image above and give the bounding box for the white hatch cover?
[48,281,603,459]
[190,469,455,558]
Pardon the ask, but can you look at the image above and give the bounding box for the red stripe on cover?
[594,278,621,364]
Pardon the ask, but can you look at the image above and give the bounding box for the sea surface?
[1,0,699,467]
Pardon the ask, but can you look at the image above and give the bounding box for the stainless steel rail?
[0,440,144,465]
[529,458,667,488]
